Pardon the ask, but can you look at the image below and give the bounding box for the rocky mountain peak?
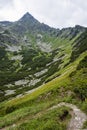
[19,12,38,23]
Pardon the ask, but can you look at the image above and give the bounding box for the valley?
[0,12,87,130]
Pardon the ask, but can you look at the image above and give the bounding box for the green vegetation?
[0,13,87,129]
[70,31,87,61]
[10,107,70,130]
[0,51,87,129]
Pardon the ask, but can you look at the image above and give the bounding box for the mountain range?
[0,12,87,130]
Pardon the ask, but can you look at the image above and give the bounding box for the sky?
[0,0,87,28]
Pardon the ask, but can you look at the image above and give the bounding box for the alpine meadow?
[0,3,87,130]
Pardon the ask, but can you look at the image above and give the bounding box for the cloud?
[0,0,14,8]
[0,0,87,28]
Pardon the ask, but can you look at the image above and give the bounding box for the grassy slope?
[10,107,70,130]
[0,51,87,129]
[0,30,82,102]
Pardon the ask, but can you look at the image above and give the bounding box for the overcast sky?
[0,0,87,28]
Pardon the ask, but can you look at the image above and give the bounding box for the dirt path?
[1,102,87,130]
[49,102,87,130]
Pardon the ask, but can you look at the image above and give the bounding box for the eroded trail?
[49,102,87,130]
[1,102,87,130]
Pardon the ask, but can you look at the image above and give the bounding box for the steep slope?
[0,12,86,102]
[0,12,87,129]
[70,30,87,61]
[9,12,56,36]
[0,50,87,130]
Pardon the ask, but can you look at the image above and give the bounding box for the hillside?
[0,12,87,130]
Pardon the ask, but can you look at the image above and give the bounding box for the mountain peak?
[19,12,38,23]
[25,12,30,15]
[22,12,32,18]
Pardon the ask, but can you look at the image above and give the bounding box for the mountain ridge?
[0,12,86,33]
[0,11,87,130]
